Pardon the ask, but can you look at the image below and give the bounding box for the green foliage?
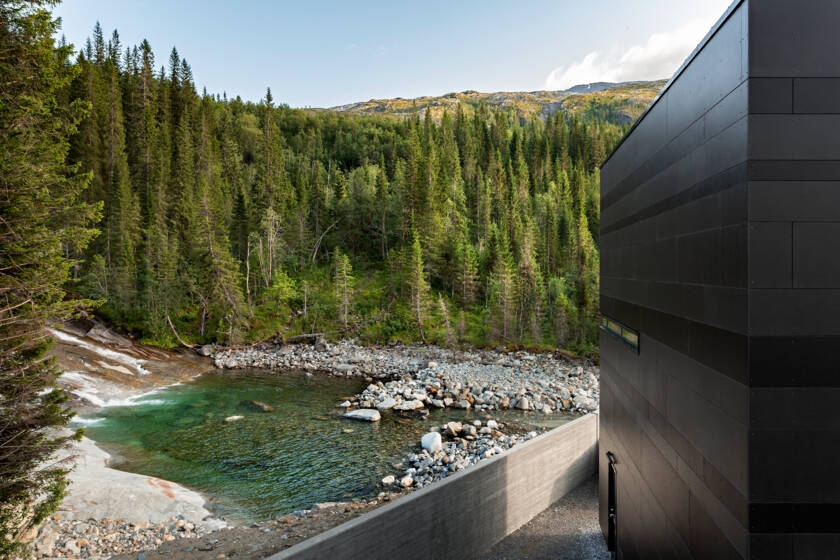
[0,0,99,554]
[332,249,353,328]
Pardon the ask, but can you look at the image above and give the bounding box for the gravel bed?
[214,340,600,414]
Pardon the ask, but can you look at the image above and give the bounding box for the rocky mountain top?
[325,80,667,123]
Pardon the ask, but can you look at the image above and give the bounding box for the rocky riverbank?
[214,340,600,414]
[32,497,399,560]
[387,419,540,489]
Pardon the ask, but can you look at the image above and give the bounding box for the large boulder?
[421,432,443,453]
[343,409,381,422]
[376,397,397,410]
[515,396,531,410]
[394,399,424,411]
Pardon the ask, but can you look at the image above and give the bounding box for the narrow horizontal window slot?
[600,314,640,353]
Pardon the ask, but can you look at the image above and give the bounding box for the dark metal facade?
[599,1,840,558]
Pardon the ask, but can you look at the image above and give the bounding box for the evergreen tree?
[0,2,99,553]
[454,237,478,306]
[407,233,429,337]
[333,249,354,329]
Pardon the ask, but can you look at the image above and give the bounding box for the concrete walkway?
[476,476,608,560]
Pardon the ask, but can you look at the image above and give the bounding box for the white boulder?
[394,399,423,411]
[343,409,381,422]
[421,431,443,454]
[376,397,397,410]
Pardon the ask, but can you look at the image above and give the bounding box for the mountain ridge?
[325,79,668,124]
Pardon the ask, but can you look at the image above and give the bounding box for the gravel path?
[475,476,608,560]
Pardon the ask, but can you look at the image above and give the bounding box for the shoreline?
[34,327,599,559]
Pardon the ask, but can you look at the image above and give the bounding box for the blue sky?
[54,0,733,108]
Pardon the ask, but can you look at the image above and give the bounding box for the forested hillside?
[63,24,636,356]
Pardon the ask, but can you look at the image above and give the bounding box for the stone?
[240,399,273,412]
[443,397,454,407]
[445,421,463,436]
[225,415,244,422]
[429,398,445,408]
[334,364,354,373]
[198,344,214,357]
[461,424,477,437]
[486,419,499,429]
[376,397,397,410]
[427,361,439,369]
[421,432,443,453]
[338,400,352,408]
[516,396,531,410]
[35,527,58,556]
[454,399,471,410]
[343,409,381,422]
[381,475,395,486]
[394,399,423,411]
[314,336,329,352]
[314,502,340,510]
[399,474,413,488]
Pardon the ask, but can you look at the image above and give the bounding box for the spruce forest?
[66,24,623,357]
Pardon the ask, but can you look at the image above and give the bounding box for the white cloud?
[544,19,716,90]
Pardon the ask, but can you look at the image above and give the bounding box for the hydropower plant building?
[599,0,840,557]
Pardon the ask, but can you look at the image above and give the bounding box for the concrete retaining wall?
[267,413,599,560]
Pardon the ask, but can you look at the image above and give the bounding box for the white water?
[59,369,170,408]
[50,329,151,375]
[71,417,106,426]
[71,387,168,408]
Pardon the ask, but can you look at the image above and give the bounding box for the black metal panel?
[793,223,840,288]
[749,290,840,336]
[749,78,792,114]
[749,115,840,160]
[748,222,791,288]
[794,78,840,114]
[750,181,840,222]
[749,0,840,78]
[750,337,840,387]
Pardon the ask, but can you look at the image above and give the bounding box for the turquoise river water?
[74,369,576,523]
